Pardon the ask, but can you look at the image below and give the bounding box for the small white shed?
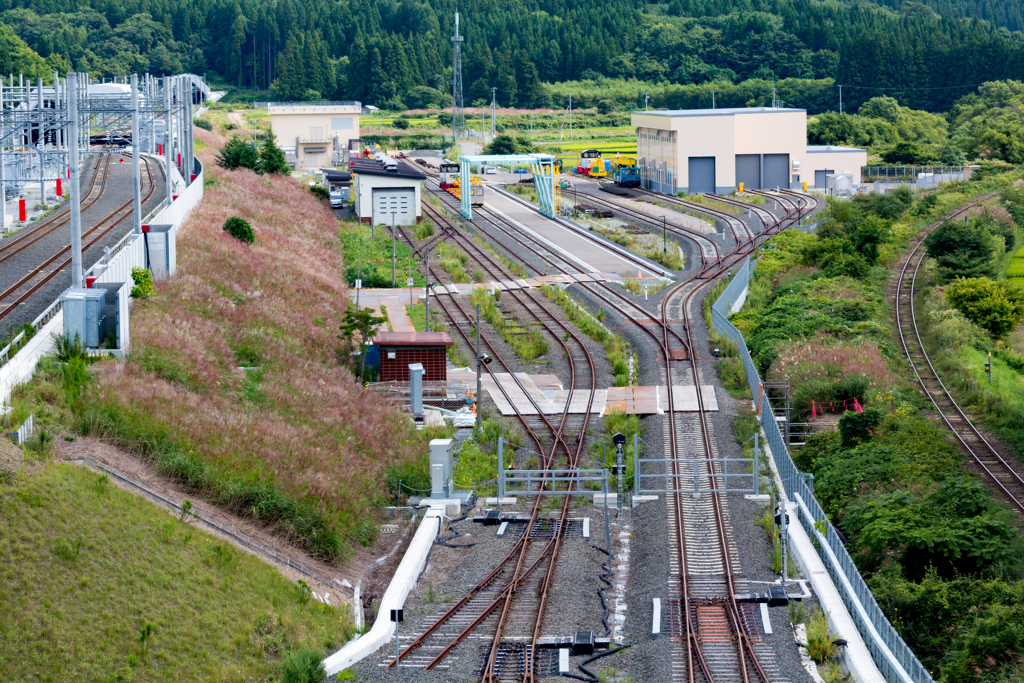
[351,157,426,226]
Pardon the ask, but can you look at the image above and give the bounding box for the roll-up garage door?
[735,154,761,190]
[763,154,790,190]
[372,188,415,226]
[814,169,834,189]
[687,156,716,194]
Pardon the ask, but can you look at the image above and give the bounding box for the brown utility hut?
[373,331,453,382]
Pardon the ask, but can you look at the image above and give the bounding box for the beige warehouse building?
[267,101,361,169]
[633,107,866,194]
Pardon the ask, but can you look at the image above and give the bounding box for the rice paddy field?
[1007,244,1024,285]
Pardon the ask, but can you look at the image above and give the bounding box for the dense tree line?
[1,0,1023,113]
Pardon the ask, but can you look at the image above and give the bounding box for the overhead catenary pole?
[0,79,6,231]
[67,72,83,289]
[186,77,195,186]
[839,85,843,115]
[131,74,142,234]
[38,78,44,205]
[391,212,397,286]
[163,76,173,202]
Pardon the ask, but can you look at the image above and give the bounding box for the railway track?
[895,192,1024,513]
[0,154,109,265]
[385,203,601,681]
[0,155,156,323]
[415,176,820,681]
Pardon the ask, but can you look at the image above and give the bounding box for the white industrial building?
[267,101,360,169]
[351,156,425,225]
[632,107,867,194]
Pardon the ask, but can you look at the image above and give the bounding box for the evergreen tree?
[258,131,291,175]
[216,136,259,171]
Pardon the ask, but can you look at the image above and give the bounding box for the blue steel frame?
[458,154,557,220]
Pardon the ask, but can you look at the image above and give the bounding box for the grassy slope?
[7,123,430,562]
[0,461,348,682]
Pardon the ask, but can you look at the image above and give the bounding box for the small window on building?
[331,117,353,130]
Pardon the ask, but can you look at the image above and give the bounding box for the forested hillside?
[1,0,1024,113]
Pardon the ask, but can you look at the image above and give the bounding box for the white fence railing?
[1,157,204,404]
[712,259,930,683]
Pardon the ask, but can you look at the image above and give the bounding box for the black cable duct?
[436,512,477,548]
[560,644,631,682]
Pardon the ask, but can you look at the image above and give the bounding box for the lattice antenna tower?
[451,11,465,140]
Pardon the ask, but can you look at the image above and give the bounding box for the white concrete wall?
[322,504,444,677]
[634,109,805,191]
[805,149,868,185]
[270,106,360,168]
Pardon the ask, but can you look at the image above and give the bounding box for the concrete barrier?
[322,503,444,677]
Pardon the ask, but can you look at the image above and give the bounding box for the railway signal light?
[985,352,992,384]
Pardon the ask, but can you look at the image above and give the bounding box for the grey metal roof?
[633,107,805,117]
[806,145,867,153]
[350,158,426,180]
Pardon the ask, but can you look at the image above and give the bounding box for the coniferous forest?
[1,0,1024,113]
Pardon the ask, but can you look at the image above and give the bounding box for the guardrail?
[711,258,931,683]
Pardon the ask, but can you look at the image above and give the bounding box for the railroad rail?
[0,155,156,323]
[384,203,600,682]
[0,154,109,265]
[417,177,820,681]
[895,192,1024,513]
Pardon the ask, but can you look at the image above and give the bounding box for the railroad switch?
[479,509,502,525]
[734,586,795,607]
[534,632,608,655]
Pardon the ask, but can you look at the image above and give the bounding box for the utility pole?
[569,94,572,139]
[663,215,667,253]
[711,90,716,109]
[530,112,533,141]
[491,87,497,139]
[839,85,843,115]
[424,249,430,329]
[475,303,482,433]
[391,212,396,286]
[772,86,777,108]
[644,92,650,111]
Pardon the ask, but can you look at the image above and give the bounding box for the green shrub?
[309,185,329,200]
[195,118,213,131]
[223,216,255,244]
[279,647,325,683]
[806,609,840,663]
[130,266,155,300]
[945,276,1024,339]
[414,220,435,239]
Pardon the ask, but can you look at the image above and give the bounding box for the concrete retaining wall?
[322,503,444,677]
